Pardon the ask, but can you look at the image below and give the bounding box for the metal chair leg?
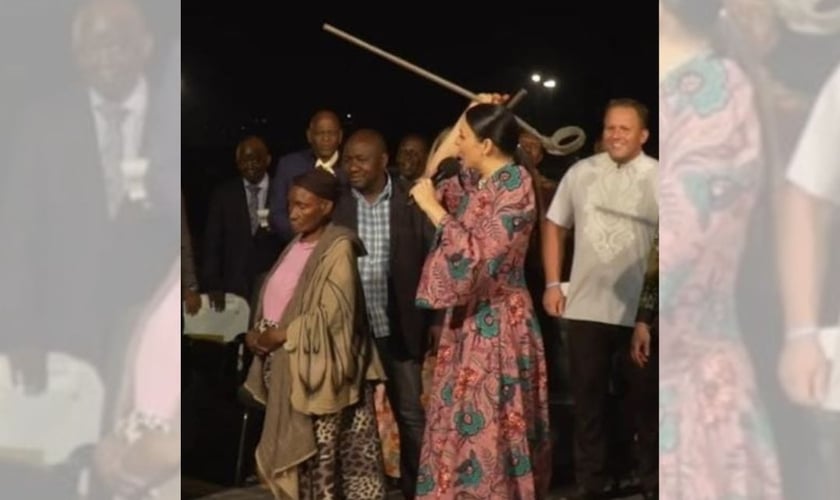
[234,409,250,486]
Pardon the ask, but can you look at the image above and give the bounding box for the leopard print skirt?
[298,384,386,499]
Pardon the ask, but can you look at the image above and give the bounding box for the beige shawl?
[243,223,386,500]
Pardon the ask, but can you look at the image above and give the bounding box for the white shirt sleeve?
[785,63,840,205]
[546,163,577,228]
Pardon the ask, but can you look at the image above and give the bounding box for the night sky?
[183,3,660,230]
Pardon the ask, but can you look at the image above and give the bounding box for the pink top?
[133,263,181,420]
[262,240,317,322]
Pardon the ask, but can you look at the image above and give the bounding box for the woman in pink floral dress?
[408,94,551,499]
[659,1,783,498]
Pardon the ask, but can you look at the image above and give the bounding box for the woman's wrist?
[425,203,448,227]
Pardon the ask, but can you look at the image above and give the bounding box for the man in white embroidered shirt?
[542,98,658,498]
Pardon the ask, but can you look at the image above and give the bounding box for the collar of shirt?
[315,151,339,174]
[351,174,393,206]
[605,150,647,169]
[243,174,269,192]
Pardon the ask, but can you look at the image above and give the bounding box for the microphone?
[431,157,462,184]
[408,157,461,206]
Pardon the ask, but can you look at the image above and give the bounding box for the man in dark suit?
[331,129,435,499]
[0,1,178,497]
[202,136,284,315]
[268,109,344,242]
[84,37,183,500]
[0,0,174,386]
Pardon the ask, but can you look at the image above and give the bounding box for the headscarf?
[291,168,340,203]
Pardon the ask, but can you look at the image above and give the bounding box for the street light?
[543,79,557,89]
[531,73,541,83]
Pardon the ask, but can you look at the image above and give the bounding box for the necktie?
[99,102,128,218]
[247,184,261,234]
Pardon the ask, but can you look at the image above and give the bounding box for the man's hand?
[631,322,652,367]
[207,291,226,312]
[542,286,566,318]
[779,336,829,406]
[183,289,201,316]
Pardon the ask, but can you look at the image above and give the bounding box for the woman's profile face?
[455,123,484,167]
[288,186,330,235]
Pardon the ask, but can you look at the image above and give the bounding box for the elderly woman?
[243,169,387,500]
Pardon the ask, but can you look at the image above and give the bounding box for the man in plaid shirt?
[333,129,436,499]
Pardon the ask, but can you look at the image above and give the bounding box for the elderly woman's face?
[288,186,331,235]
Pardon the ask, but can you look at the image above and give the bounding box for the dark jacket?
[332,174,435,361]
[202,177,284,300]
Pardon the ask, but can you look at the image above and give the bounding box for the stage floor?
[183,477,645,500]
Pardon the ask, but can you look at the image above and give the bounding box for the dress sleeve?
[416,166,536,309]
[660,63,760,315]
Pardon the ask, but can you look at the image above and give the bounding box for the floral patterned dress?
[414,163,551,499]
[659,51,783,499]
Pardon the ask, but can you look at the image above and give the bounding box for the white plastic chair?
[183,293,255,485]
[183,293,251,343]
[0,352,104,466]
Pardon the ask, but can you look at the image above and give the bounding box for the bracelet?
[786,326,819,341]
[546,281,563,290]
